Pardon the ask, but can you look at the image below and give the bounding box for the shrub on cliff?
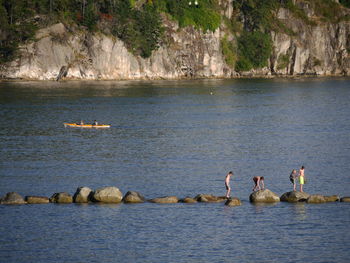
[235,31,272,71]
[154,0,221,32]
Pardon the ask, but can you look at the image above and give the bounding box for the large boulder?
[149,196,179,204]
[0,192,26,205]
[249,189,280,203]
[194,194,227,203]
[225,197,242,207]
[50,192,73,203]
[306,194,326,204]
[73,187,93,203]
[324,195,340,202]
[280,191,310,203]
[340,197,350,202]
[92,187,123,203]
[25,196,49,204]
[123,191,145,203]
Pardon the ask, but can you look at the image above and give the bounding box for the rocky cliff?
[0,0,349,80]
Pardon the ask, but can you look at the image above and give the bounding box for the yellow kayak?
[64,123,111,128]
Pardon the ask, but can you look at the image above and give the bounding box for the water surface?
[0,78,349,262]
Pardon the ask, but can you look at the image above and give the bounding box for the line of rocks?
[0,187,349,206]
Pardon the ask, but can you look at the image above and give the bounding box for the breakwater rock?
[0,192,26,205]
[25,196,49,204]
[50,192,73,203]
[249,189,280,203]
[73,187,93,203]
[123,191,145,204]
[1,189,348,206]
[280,191,310,202]
[91,187,123,203]
[225,197,242,207]
[149,196,179,204]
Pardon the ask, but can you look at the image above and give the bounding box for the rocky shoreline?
[1,187,349,206]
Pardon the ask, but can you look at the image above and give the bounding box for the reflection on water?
[1,78,350,262]
[293,203,308,220]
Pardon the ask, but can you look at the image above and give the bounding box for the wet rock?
[324,195,340,202]
[92,187,123,203]
[249,189,280,203]
[340,197,350,202]
[225,197,242,207]
[149,196,179,204]
[25,196,49,204]
[0,192,26,205]
[194,194,227,203]
[123,191,145,203]
[50,192,73,203]
[280,191,310,203]
[180,197,197,203]
[73,187,93,203]
[306,194,326,204]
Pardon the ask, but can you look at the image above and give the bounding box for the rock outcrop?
[249,189,280,203]
[49,192,73,203]
[123,191,145,204]
[149,196,179,204]
[73,187,93,203]
[1,1,348,80]
[0,192,26,205]
[91,187,123,203]
[225,197,242,207]
[280,191,310,202]
[25,196,49,204]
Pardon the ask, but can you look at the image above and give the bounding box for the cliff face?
[271,7,350,76]
[0,1,349,80]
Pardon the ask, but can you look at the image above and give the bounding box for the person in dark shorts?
[289,169,297,191]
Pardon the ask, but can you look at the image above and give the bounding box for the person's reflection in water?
[293,203,307,220]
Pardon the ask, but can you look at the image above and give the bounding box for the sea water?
[0,78,349,262]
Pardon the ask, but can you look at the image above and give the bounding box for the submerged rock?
[194,194,227,203]
[73,187,93,203]
[149,196,179,204]
[249,189,280,203]
[225,197,242,207]
[25,196,49,204]
[0,192,26,205]
[306,194,326,204]
[50,192,73,203]
[280,191,310,203]
[92,187,123,203]
[340,197,350,202]
[324,195,340,202]
[123,191,145,203]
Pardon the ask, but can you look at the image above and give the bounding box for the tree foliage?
[236,31,272,71]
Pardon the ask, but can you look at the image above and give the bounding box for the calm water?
[0,78,350,262]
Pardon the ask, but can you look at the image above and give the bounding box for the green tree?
[236,31,272,71]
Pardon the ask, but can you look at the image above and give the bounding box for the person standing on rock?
[289,169,297,191]
[299,166,305,192]
[252,176,264,191]
[225,171,233,198]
